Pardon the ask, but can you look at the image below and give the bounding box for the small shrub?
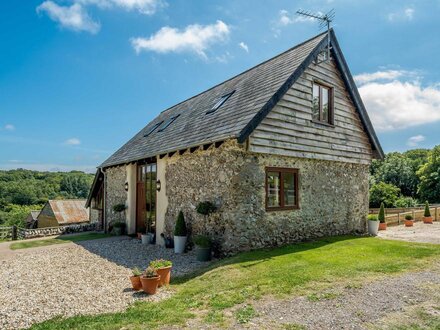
[112,222,126,229]
[143,266,158,278]
[378,202,386,223]
[196,201,217,215]
[405,214,413,221]
[394,196,418,208]
[132,267,142,276]
[149,259,172,269]
[424,201,431,217]
[367,214,378,221]
[174,211,187,236]
[112,203,126,213]
[194,235,212,248]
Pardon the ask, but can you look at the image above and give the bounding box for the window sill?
[311,120,335,128]
[266,206,300,212]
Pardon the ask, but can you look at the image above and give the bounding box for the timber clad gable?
[249,57,373,165]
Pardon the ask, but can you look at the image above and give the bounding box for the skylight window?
[206,91,235,114]
[144,121,163,137]
[158,114,180,132]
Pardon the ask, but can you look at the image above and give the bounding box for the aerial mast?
[296,9,335,64]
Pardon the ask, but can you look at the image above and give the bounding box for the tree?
[417,146,440,203]
[369,182,400,208]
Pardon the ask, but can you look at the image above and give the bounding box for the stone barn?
[37,200,89,228]
[87,30,383,255]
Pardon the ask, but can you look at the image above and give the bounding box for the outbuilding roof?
[46,200,89,225]
[101,29,383,168]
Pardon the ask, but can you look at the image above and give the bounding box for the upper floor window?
[206,91,235,114]
[144,121,163,137]
[312,83,334,125]
[265,167,299,211]
[158,114,180,132]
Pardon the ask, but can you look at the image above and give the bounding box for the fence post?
[397,212,400,225]
[11,225,17,241]
[412,210,416,222]
[435,207,438,222]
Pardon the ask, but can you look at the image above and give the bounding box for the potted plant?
[141,232,150,244]
[423,201,433,224]
[140,266,161,295]
[378,202,387,230]
[404,214,414,227]
[129,267,142,290]
[196,201,217,215]
[174,211,187,254]
[367,214,379,236]
[112,222,126,236]
[137,225,146,240]
[194,235,212,262]
[149,259,172,287]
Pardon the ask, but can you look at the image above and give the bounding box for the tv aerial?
[296,9,335,64]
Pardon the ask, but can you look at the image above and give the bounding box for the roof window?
[144,121,163,137]
[206,91,235,114]
[158,114,180,132]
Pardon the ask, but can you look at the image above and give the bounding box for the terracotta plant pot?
[378,222,387,230]
[129,276,142,290]
[404,220,414,227]
[156,266,172,287]
[140,276,161,295]
[423,216,433,224]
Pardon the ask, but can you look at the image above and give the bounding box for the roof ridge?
[159,30,328,114]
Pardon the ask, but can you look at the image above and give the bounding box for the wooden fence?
[369,206,440,225]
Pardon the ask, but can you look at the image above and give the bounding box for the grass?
[9,233,111,250]
[31,236,440,329]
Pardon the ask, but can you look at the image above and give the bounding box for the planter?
[148,232,155,244]
[141,234,149,244]
[112,227,123,236]
[378,222,387,231]
[196,246,212,262]
[140,276,161,295]
[404,220,414,227]
[368,220,379,236]
[156,266,172,287]
[174,235,187,253]
[129,276,142,290]
[423,216,433,224]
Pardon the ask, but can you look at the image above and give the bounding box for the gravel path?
[243,262,440,329]
[0,236,209,330]
[378,221,440,244]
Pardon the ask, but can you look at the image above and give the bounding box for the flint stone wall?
[105,166,127,227]
[22,223,97,239]
[164,140,369,255]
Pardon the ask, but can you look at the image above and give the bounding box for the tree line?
[0,169,94,227]
[370,145,440,208]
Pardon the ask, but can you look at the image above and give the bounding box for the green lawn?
[31,236,440,329]
[9,233,111,250]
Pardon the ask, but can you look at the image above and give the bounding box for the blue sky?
[1,0,439,173]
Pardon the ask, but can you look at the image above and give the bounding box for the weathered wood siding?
[249,58,373,165]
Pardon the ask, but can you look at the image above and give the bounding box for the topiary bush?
[424,201,431,217]
[113,203,126,213]
[196,201,217,215]
[378,202,386,224]
[405,214,413,221]
[174,211,187,237]
[367,214,378,221]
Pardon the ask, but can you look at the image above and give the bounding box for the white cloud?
[131,20,230,58]
[355,70,440,131]
[36,1,100,34]
[238,41,249,53]
[407,135,425,147]
[388,7,415,22]
[78,0,166,15]
[4,124,15,131]
[65,138,81,145]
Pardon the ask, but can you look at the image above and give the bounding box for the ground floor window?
[265,167,299,210]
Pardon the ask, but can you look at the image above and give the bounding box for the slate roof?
[101,30,383,168]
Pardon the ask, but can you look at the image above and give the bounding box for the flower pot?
[368,220,379,236]
[379,222,387,231]
[196,246,212,262]
[423,216,433,224]
[113,227,123,236]
[174,235,187,253]
[156,266,172,287]
[148,232,155,244]
[129,276,142,290]
[140,276,161,295]
[404,220,414,227]
[141,234,149,244]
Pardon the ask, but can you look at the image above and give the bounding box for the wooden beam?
[214,141,224,148]
[203,143,213,150]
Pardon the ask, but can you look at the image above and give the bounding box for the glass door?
[137,163,157,233]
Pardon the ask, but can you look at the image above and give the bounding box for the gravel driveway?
[378,221,440,244]
[0,236,209,330]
